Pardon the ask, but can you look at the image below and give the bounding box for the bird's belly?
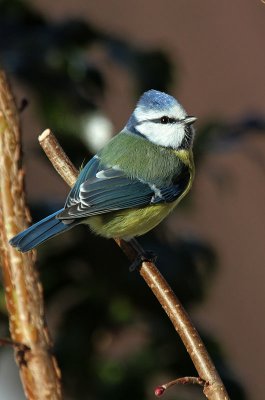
[86,201,178,239]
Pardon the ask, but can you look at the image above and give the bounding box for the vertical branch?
[0,71,62,400]
[39,129,230,400]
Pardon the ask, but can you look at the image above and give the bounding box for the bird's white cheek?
[137,122,185,148]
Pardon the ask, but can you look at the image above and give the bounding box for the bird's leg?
[127,238,157,272]
[115,237,157,271]
[129,250,157,272]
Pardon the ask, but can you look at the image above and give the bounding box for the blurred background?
[0,1,265,399]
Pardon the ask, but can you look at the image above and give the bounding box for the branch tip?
[154,386,166,397]
[39,128,51,141]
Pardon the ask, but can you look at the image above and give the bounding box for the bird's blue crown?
[126,90,180,133]
[137,89,177,111]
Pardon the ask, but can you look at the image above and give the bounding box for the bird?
[10,89,196,253]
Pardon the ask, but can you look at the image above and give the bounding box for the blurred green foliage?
[2,0,264,399]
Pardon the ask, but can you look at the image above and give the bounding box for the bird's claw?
[129,250,157,272]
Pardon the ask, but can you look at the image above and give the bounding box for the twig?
[155,376,205,396]
[39,129,230,400]
[0,71,62,400]
[0,338,31,368]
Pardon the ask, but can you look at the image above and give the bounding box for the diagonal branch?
[39,128,230,400]
[0,71,62,400]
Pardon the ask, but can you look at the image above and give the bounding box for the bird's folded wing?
[64,155,101,207]
[58,159,189,220]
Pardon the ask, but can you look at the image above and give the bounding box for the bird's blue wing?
[59,169,153,219]
[58,160,190,220]
[151,164,191,204]
[65,155,101,207]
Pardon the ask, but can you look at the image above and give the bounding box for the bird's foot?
[129,250,157,272]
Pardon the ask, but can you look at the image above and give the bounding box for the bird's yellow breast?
[86,201,176,239]
[87,179,190,239]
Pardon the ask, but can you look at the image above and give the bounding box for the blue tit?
[10,90,196,253]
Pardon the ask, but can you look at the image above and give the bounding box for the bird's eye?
[160,116,170,124]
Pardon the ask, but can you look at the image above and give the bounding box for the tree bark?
[0,71,62,400]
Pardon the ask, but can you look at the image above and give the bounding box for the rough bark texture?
[0,71,62,400]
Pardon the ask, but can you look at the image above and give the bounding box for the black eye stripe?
[136,117,181,126]
[151,117,180,124]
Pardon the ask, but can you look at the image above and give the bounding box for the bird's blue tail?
[9,209,74,253]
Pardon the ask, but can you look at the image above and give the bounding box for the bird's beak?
[184,116,197,125]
